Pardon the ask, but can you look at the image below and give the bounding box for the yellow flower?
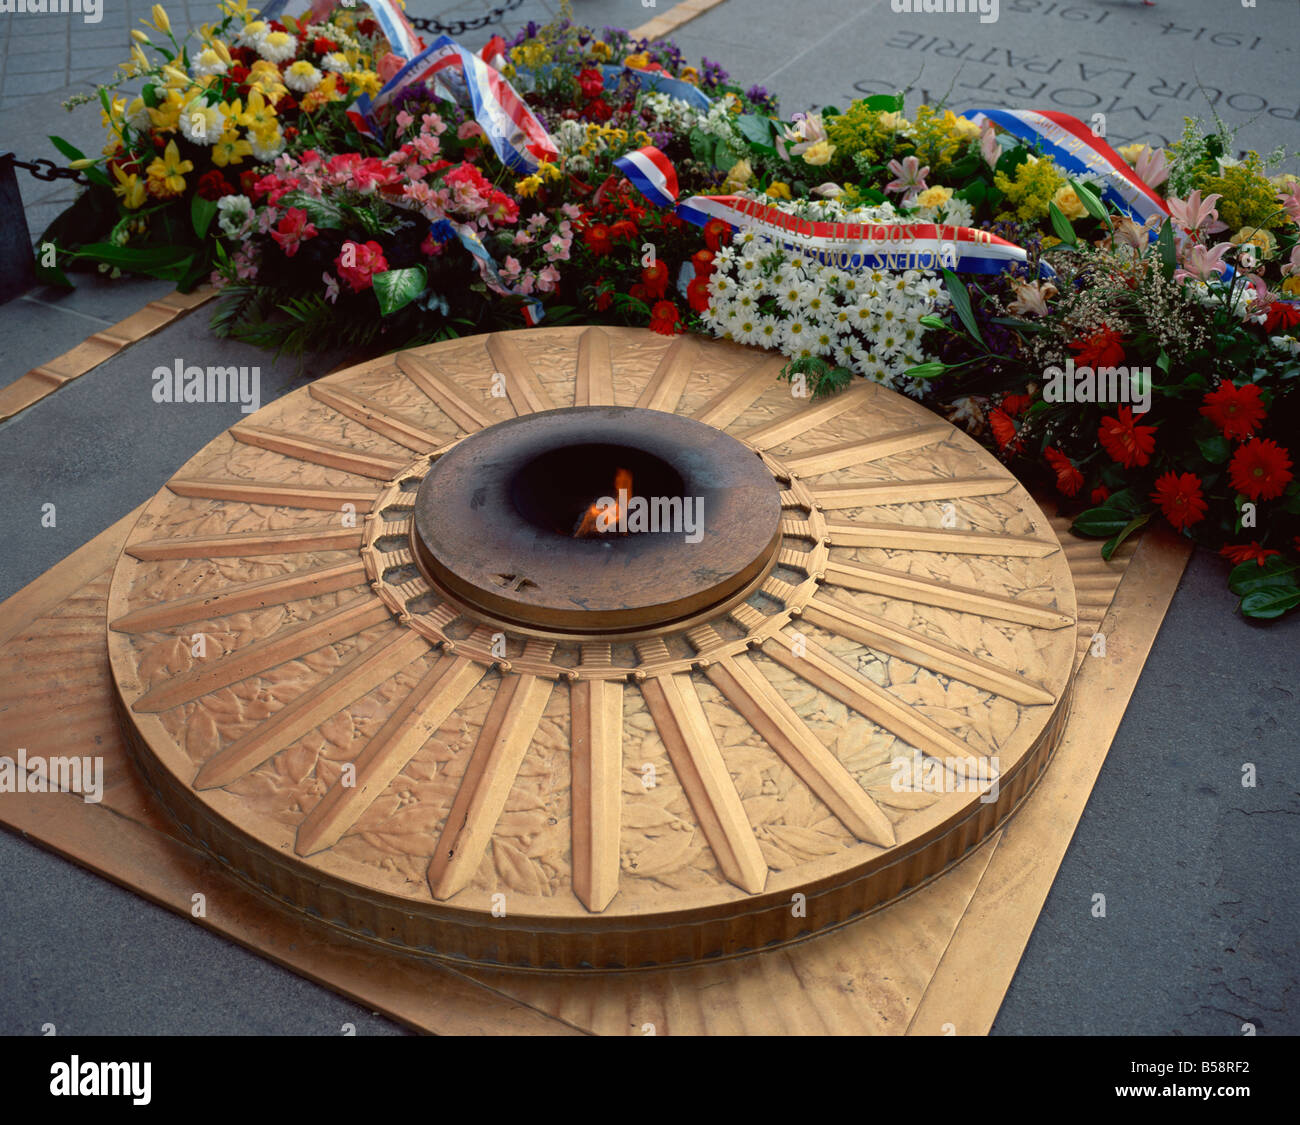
[945,110,981,140]
[1281,276,1300,298]
[146,139,193,197]
[633,130,651,146]
[915,185,954,209]
[149,4,170,34]
[801,140,835,166]
[1052,184,1087,221]
[765,181,792,200]
[623,52,651,70]
[680,65,700,86]
[1230,226,1277,261]
[721,158,753,192]
[237,88,276,134]
[1116,142,1146,165]
[345,70,382,96]
[538,161,562,183]
[515,174,543,199]
[111,163,147,209]
[147,88,184,131]
[211,128,253,167]
[131,28,150,44]
[877,111,911,132]
[589,40,611,61]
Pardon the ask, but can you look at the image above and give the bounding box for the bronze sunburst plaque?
[104,326,1077,970]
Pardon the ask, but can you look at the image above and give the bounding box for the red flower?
[1001,393,1032,416]
[1044,447,1083,496]
[649,300,682,336]
[1199,381,1266,441]
[609,219,638,242]
[594,283,613,312]
[271,208,318,258]
[576,68,605,98]
[1150,471,1208,530]
[641,260,670,299]
[1091,485,1110,505]
[583,223,613,255]
[312,37,338,54]
[1263,300,1300,335]
[1069,325,1125,368]
[335,240,388,293]
[686,275,712,313]
[703,219,731,251]
[356,18,379,36]
[690,249,715,279]
[1228,438,1294,501]
[196,170,234,200]
[1220,542,1281,566]
[1098,405,1156,469]
[584,98,613,123]
[988,408,1020,453]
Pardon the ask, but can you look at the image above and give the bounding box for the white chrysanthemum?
[811,327,836,355]
[257,31,298,63]
[284,61,322,93]
[237,20,269,47]
[320,52,350,73]
[249,126,286,161]
[877,328,904,357]
[216,194,252,237]
[774,279,805,314]
[179,98,224,145]
[755,316,782,349]
[709,274,734,301]
[733,314,762,346]
[1271,334,1300,356]
[192,47,227,77]
[782,318,810,353]
[798,282,828,319]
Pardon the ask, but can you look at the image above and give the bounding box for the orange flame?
[575,468,632,538]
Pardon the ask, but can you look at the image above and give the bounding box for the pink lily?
[1007,279,1058,317]
[1277,180,1300,225]
[980,122,999,170]
[885,155,930,203]
[1133,146,1168,190]
[1281,244,1300,278]
[1174,240,1232,283]
[1167,189,1228,237]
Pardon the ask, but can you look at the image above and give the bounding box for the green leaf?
[862,93,905,114]
[918,314,949,331]
[901,362,948,380]
[1156,348,1171,375]
[1240,586,1300,619]
[373,266,428,316]
[191,194,218,239]
[1196,433,1230,464]
[282,190,347,230]
[1100,513,1149,561]
[735,113,774,152]
[940,268,984,349]
[1071,506,1133,538]
[48,135,88,163]
[1068,178,1110,227]
[1104,488,1143,516]
[1047,200,1077,246]
[1157,218,1176,279]
[1228,557,1298,596]
[70,242,193,272]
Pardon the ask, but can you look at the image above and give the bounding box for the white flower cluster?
[216,194,253,239]
[700,199,949,391]
[1183,278,1267,323]
[552,118,596,173]
[640,90,740,147]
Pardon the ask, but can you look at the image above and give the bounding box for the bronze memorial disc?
[106,327,1077,970]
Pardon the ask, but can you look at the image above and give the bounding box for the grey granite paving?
[0,0,1297,1036]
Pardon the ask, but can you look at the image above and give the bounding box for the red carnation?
[988,407,1020,453]
[584,98,613,123]
[576,68,604,99]
[649,300,682,336]
[1220,542,1281,566]
[1098,405,1157,469]
[1069,325,1125,368]
[1228,438,1294,501]
[1044,447,1083,497]
[686,275,712,313]
[1000,393,1032,416]
[1263,300,1300,335]
[1091,485,1110,505]
[1150,471,1208,530]
[313,37,338,54]
[609,219,638,242]
[1199,381,1266,441]
[583,223,613,256]
[335,240,388,293]
[196,169,234,200]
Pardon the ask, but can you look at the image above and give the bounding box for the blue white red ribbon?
[614,146,679,208]
[254,0,422,60]
[597,64,711,110]
[357,35,558,172]
[962,109,1170,227]
[448,218,545,326]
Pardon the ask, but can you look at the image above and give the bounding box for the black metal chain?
[408,0,529,35]
[5,156,91,186]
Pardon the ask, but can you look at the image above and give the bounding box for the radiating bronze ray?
[126,525,364,560]
[428,649,557,899]
[739,385,872,450]
[690,636,895,846]
[821,520,1058,557]
[394,352,498,432]
[193,629,431,790]
[637,641,767,894]
[166,477,380,512]
[309,382,442,451]
[111,560,368,633]
[570,644,623,912]
[486,333,556,414]
[783,424,951,477]
[812,477,1016,508]
[574,327,615,406]
[760,633,988,763]
[822,559,1074,629]
[803,593,1056,706]
[296,646,488,856]
[231,425,409,479]
[635,336,698,414]
[691,354,786,429]
[131,596,391,713]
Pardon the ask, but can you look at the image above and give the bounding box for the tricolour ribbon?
[614,146,679,207]
[356,35,558,172]
[254,0,422,60]
[962,108,1170,226]
[598,64,711,110]
[446,218,545,326]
